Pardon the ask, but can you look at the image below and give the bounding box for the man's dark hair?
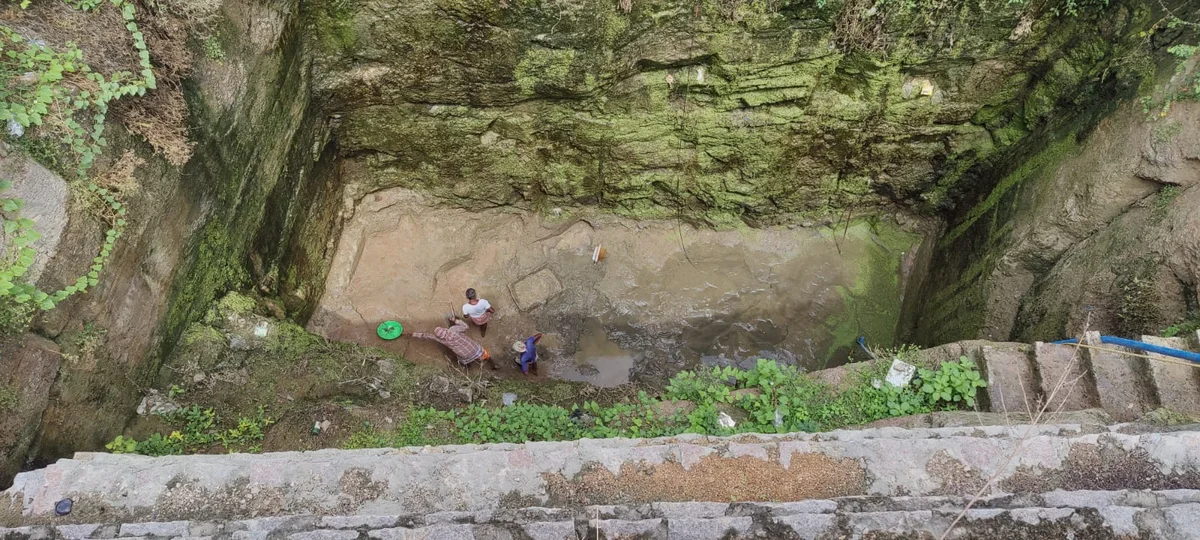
[465,288,477,300]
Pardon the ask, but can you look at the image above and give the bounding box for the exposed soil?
[542,452,868,506]
[310,188,927,388]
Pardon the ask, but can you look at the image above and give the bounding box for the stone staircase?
[899,331,1200,421]
[6,423,1200,538]
[5,489,1200,539]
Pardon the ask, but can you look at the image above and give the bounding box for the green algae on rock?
[312,0,1149,224]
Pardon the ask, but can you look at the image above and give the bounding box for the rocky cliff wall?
[0,0,342,483]
[311,0,1151,226]
[910,57,1200,345]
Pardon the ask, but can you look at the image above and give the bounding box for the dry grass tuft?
[4,0,198,168]
[94,150,144,194]
[834,0,888,53]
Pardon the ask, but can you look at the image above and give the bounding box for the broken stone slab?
[591,518,663,540]
[1032,342,1098,412]
[507,268,563,312]
[520,521,576,540]
[665,517,752,540]
[1084,332,1157,422]
[1141,335,1200,418]
[770,514,836,539]
[118,522,190,537]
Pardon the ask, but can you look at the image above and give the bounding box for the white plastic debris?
[502,392,517,406]
[717,411,736,429]
[7,119,23,137]
[696,66,705,83]
[253,321,269,337]
[885,358,917,388]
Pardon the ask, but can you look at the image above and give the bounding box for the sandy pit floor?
[309,189,925,386]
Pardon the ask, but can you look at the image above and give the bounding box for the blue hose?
[857,336,877,360]
[1050,335,1200,364]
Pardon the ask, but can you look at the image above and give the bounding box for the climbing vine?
[0,0,153,310]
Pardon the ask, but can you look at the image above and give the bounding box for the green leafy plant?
[917,356,988,408]
[1163,317,1200,338]
[106,404,273,456]
[203,36,224,61]
[129,352,992,455]
[64,0,103,11]
[0,0,154,312]
[105,434,138,454]
[883,383,932,416]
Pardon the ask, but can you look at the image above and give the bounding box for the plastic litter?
[54,498,72,516]
[885,358,917,388]
[717,411,736,429]
[376,321,403,340]
[502,393,517,406]
[253,321,269,337]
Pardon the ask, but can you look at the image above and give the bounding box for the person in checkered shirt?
[411,314,497,370]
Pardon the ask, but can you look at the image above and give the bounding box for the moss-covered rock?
[309,0,1149,224]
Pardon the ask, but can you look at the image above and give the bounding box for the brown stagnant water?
[309,189,927,387]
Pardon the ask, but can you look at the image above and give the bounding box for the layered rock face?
[912,99,1200,345]
[310,0,1148,225]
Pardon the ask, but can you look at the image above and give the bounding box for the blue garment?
[519,336,538,373]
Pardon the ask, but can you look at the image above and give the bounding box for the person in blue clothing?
[511,333,543,374]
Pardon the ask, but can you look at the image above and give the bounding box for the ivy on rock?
[0,0,155,310]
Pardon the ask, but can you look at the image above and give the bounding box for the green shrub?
[129,355,990,456]
[917,356,987,408]
[106,404,273,456]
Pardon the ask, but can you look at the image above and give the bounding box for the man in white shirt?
[462,287,496,337]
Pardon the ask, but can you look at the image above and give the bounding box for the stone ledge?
[5,493,1200,540]
[8,427,1200,523]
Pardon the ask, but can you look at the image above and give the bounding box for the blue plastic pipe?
[1051,335,1200,364]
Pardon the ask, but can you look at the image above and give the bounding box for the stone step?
[1083,332,1159,421]
[1141,335,1200,418]
[4,490,1200,539]
[1032,342,1100,412]
[973,343,1041,414]
[7,426,1200,524]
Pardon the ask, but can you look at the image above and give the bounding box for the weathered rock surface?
[7,491,1200,539]
[0,334,62,484]
[0,148,69,284]
[8,424,1200,524]
[913,97,1200,344]
[310,0,1148,224]
[1142,335,1200,417]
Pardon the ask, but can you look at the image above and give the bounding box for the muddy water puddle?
[309,189,928,387]
[553,319,637,387]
